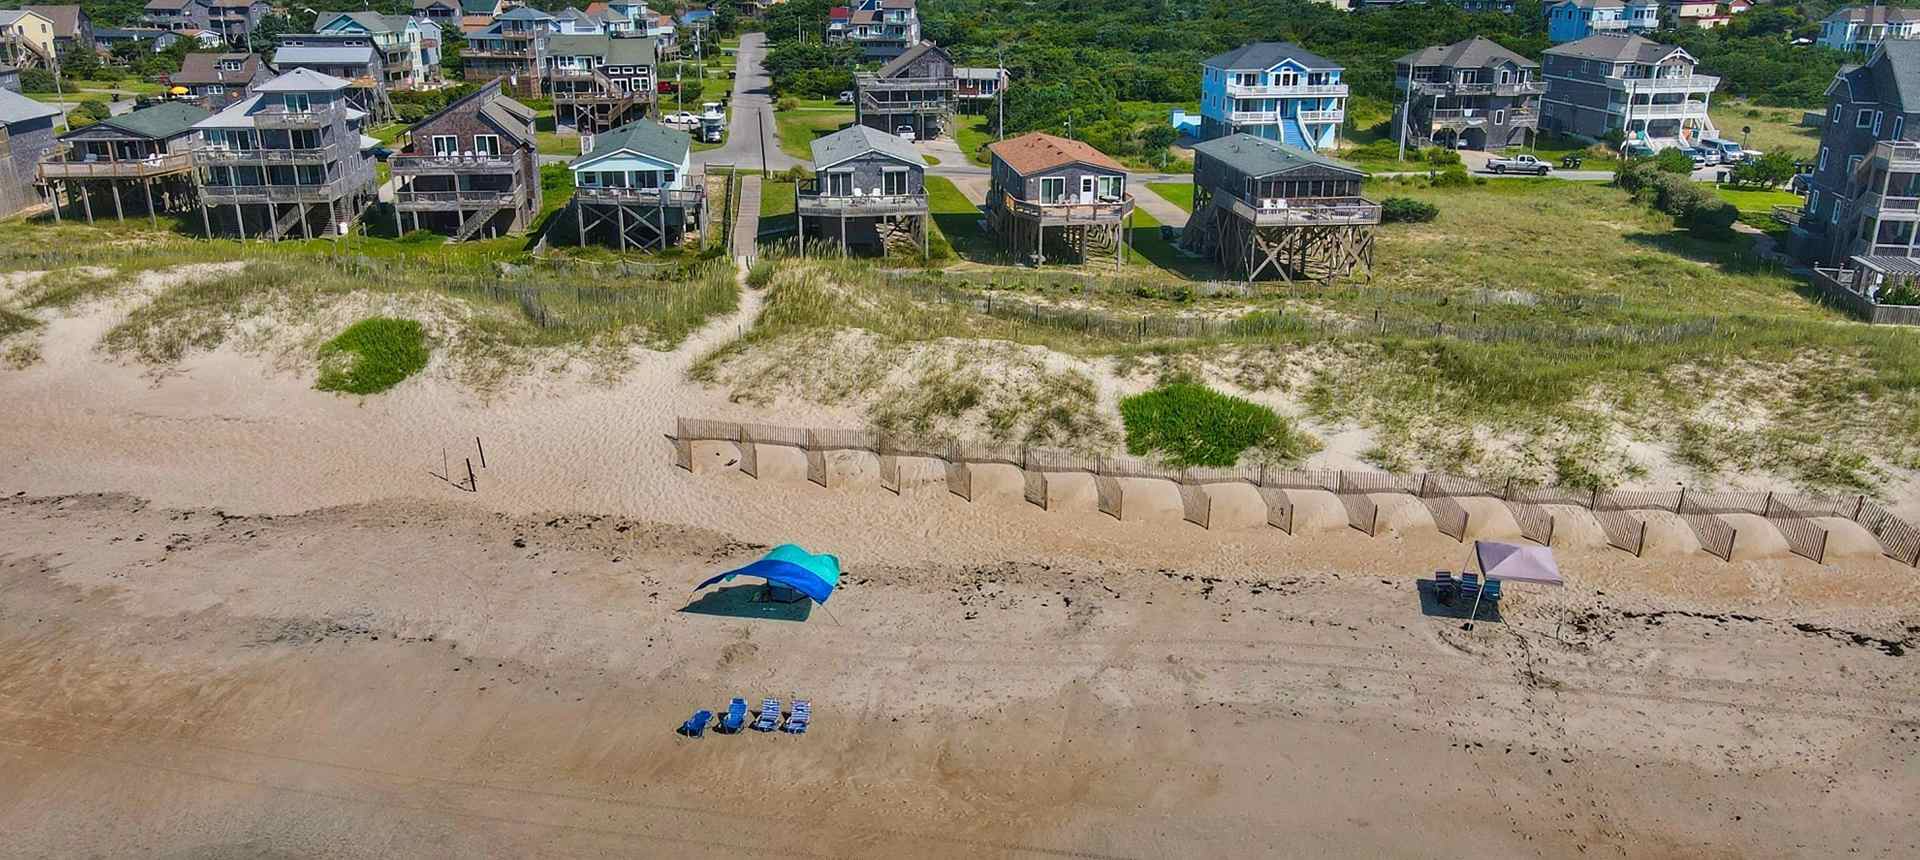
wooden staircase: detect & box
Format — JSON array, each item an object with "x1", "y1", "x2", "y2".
[
  {"x1": 268, "y1": 203, "x2": 308, "y2": 240},
  {"x1": 453, "y1": 207, "x2": 500, "y2": 242}
]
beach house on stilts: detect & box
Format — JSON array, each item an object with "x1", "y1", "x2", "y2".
[
  {"x1": 797, "y1": 124, "x2": 927, "y2": 256},
  {"x1": 985, "y1": 131, "x2": 1134, "y2": 266},
  {"x1": 1178, "y1": 133, "x2": 1379, "y2": 283},
  {"x1": 566, "y1": 117, "x2": 705, "y2": 250}
]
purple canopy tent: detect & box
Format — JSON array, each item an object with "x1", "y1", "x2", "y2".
[{"x1": 1462, "y1": 540, "x2": 1563, "y2": 627}]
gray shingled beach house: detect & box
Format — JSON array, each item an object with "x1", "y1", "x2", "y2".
[
  {"x1": 39, "y1": 101, "x2": 209, "y2": 226},
  {"x1": 1394, "y1": 36, "x2": 1543, "y2": 151},
  {"x1": 389, "y1": 80, "x2": 542, "y2": 241},
  {"x1": 985, "y1": 131, "x2": 1135, "y2": 266},
  {"x1": 854, "y1": 42, "x2": 955, "y2": 142},
  {"x1": 796, "y1": 124, "x2": 927, "y2": 255},
  {"x1": 189, "y1": 68, "x2": 381, "y2": 240},
  {"x1": 1178, "y1": 133, "x2": 1379, "y2": 284}
]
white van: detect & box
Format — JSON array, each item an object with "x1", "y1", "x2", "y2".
[{"x1": 1701, "y1": 138, "x2": 1746, "y2": 164}]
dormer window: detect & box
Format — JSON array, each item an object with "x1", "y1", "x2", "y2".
[{"x1": 283, "y1": 93, "x2": 311, "y2": 113}]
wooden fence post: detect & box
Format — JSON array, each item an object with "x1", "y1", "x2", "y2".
[{"x1": 1675, "y1": 485, "x2": 1687, "y2": 514}]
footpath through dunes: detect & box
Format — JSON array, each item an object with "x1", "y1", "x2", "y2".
[{"x1": 0, "y1": 492, "x2": 1915, "y2": 857}]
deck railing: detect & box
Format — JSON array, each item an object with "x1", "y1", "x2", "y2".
[
  {"x1": 196, "y1": 143, "x2": 341, "y2": 164},
  {"x1": 394, "y1": 189, "x2": 522, "y2": 207},
  {"x1": 39, "y1": 151, "x2": 194, "y2": 179},
  {"x1": 1219, "y1": 194, "x2": 1381, "y2": 226},
  {"x1": 389, "y1": 153, "x2": 518, "y2": 173},
  {"x1": 796, "y1": 185, "x2": 927, "y2": 214},
  {"x1": 1002, "y1": 192, "x2": 1133, "y2": 223},
  {"x1": 573, "y1": 186, "x2": 706, "y2": 207}
]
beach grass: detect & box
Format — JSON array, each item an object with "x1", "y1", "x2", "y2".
[
  {"x1": 1120, "y1": 380, "x2": 1304, "y2": 467},
  {"x1": 315, "y1": 317, "x2": 432, "y2": 395}
]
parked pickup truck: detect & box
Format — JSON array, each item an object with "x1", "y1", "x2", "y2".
[{"x1": 1485, "y1": 153, "x2": 1552, "y2": 175}]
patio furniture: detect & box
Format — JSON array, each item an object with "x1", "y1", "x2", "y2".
[
  {"x1": 721, "y1": 697, "x2": 747, "y2": 733},
  {"x1": 752, "y1": 698, "x2": 781, "y2": 732},
  {"x1": 781, "y1": 699, "x2": 810, "y2": 735},
  {"x1": 1434, "y1": 570, "x2": 1456, "y2": 605},
  {"x1": 681, "y1": 709, "x2": 713, "y2": 738}
]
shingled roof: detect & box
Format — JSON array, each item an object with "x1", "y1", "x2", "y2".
[
  {"x1": 1191, "y1": 133, "x2": 1362, "y2": 179},
  {"x1": 988, "y1": 132, "x2": 1125, "y2": 176},
  {"x1": 1202, "y1": 42, "x2": 1341, "y2": 72},
  {"x1": 95, "y1": 101, "x2": 211, "y2": 139},
  {"x1": 574, "y1": 117, "x2": 689, "y2": 166},
  {"x1": 1544, "y1": 33, "x2": 1689, "y2": 65},
  {"x1": 1396, "y1": 37, "x2": 1537, "y2": 71},
  {"x1": 811, "y1": 124, "x2": 921, "y2": 170}
]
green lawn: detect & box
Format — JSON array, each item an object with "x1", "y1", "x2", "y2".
[
  {"x1": 1714, "y1": 186, "x2": 1802, "y2": 235},
  {"x1": 1710, "y1": 97, "x2": 1821, "y2": 160},
  {"x1": 537, "y1": 131, "x2": 582, "y2": 156},
  {"x1": 369, "y1": 123, "x2": 408, "y2": 145},
  {"x1": 953, "y1": 114, "x2": 994, "y2": 166},
  {"x1": 774, "y1": 108, "x2": 853, "y2": 160},
  {"x1": 1147, "y1": 183, "x2": 1194, "y2": 214},
  {"x1": 925, "y1": 176, "x2": 990, "y2": 259}
]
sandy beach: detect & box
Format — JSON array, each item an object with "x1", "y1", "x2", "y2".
[{"x1": 2, "y1": 286, "x2": 1918, "y2": 857}]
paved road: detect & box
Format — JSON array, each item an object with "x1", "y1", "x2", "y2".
[{"x1": 692, "y1": 32, "x2": 798, "y2": 173}]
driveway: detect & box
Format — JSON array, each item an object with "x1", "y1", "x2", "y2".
[{"x1": 691, "y1": 32, "x2": 798, "y2": 173}]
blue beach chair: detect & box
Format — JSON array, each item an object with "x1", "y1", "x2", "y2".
[
  {"x1": 752, "y1": 698, "x2": 781, "y2": 732},
  {"x1": 781, "y1": 699, "x2": 810, "y2": 735},
  {"x1": 1482, "y1": 579, "x2": 1503, "y2": 604},
  {"x1": 681, "y1": 709, "x2": 713, "y2": 738},
  {"x1": 721, "y1": 697, "x2": 747, "y2": 733},
  {"x1": 1459, "y1": 572, "x2": 1482, "y2": 600},
  {"x1": 1434, "y1": 571, "x2": 1456, "y2": 605}
]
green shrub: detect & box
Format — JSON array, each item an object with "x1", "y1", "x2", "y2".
[
  {"x1": 1381, "y1": 197, "x2": 1439, "y2": 224},
  {"x1": 776, "y1": 164, "x2": 813, "y2": 182},
  {"x1": 314, "y1": 318, "x2": 431, "y2": 395},
  {"x1": 19, "y1": 68, "x2": 54, "y2": 92},
  {"x1": 1429, "y1": 164, "x2": 1473, "y2": 188},
  {"x1": 1119, "y1": 380, "x2": 1303, "y2": 468},
  {"x1": 1654, "y1": 148, "x2": 1695, "y2": 174},
  {"x1": 1424, "y1": 146, "x2": 1462, "y2": 165},
  {"x1": 776, "y1": 96, "x2": 798, "y2": 112}
]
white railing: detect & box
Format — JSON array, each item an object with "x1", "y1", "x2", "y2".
[
  {"x1": 1606, "y1": 73, "x2": 1721, "y2": 92},
  {"x1": 1297, "y1": 109, "x2": 1344, "y2": 124},
  {"x1": 1229, "y1": 110, "x2": 1279, "y2": 124},
  {"x1": 1619, "y1": 102, "x2": 1710, "y2": 119},
  {"x1": 1225, "y1": 82, "x2": 1349, "y2": 98}
]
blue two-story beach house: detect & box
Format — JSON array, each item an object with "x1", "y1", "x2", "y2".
[
  {"x1": 1198, "y1": 42, "x2": 1347, "y2": 151},
  {"x1": 1544, "y1": 0, "x2": 1660, "y2": 44}
]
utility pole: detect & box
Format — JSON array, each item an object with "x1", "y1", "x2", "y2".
[
  {"x1": 1396, "y1": 73, "x2": 1413, "y2": 162},
  {"x1": 996, "y1": 46, "x2": 1005, "y2": 141}
]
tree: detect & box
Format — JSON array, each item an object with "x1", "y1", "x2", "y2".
[
  {"x1": 58, "y1": 45, "x2": 101, "y2": 81},
  {"x1": 1729, "y1": 150, "x2": 1798, "y2": 190},
  {"x1": 1654, "y1": 147, "x2": 1696, "y2": 175}
]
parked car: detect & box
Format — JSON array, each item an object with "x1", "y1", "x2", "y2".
[
  {"x1": 1621, "y1": 142, "x2": 1656, "y2": 159},
  {"x1": 1680, "y1": 147, "x2": 1709, "y2": 169},
  {"x1": 836, "y1": 90, "x2": 854, "y2": 104},
  {"x1": 1701, "y1": 137, "x2": 1746, "y2": 164},
  {"x1": 1486, "y1": 153, "x2": 1551, "y2": 175},
  {"x1": 664, "y1": 111, "x2": 698, "y2": 126},
  {"x1": 368, "y1": 144, "x2": 393, "y2": 162},
  {"x1": 896, "y1": 124, "x2": 916, "y2": 142}
]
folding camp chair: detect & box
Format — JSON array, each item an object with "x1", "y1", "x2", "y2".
[
  {"x1": 781, "y1": 699, "x2": 810, "y2": 735},
  {"x1": 1482, "y1": 579, "x2": 1503, "y2": 604},
  {"x1": 1459, "y1": 572, "x2": 1481, "y2": 601},
  {"x1": 752, "y1": 698, "x2": 781, "y2": 732},
  {"x1": 721, "y1": 697, "x2": 747, "y2": 733},
  {"x1": 1434, "y1": 571, "x2": 1456, "y2": 605},
  {"x1": 681, "y1": 709, "x2": 713, "y2": 738}
]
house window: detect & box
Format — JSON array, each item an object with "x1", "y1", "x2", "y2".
[
  {"x1": 432, "y1": 134, "x2": 458, "y2": 156},
  {"x1": 882, "y1": 169, "x2": 909, "y2": 195},
  {"x1": 1096, "y1": 175, "x2": 1123, "y2": 200},
  {"x1": 1875, "y1": 111, "x2": 1885, "y2": 135},
  {"x1": 1897, "y1": 115, "x2": 1907, "y2": 139},
  {"x1": 290, "y1": 129, "x2": 320, "y2": 150},
  {"x1": 1819, "y1": 146, "x2": 1829, "y2": 171},
  {"x1": 1832, "y1": 201, "x2": 1843, "y2": 224},
  {"x1": 473, "y1": 135, "x2": 500, "y2": 156},
  {"x1": 1039, "y1": 176, "x2": 1066, "y2": 203},
  {"x1": 827, "y1": 171, "x2": 851, "y2": 196},
  {"x1": 283, "y1": 93, "x2": 311, "y2": 113},
  {"x1": 1495, "y1": 109, "x2": 1506, "y2": 125},
  {"x1": 1858, "y1": 109, "x2": 1876, "y2": 129},
  {"x1": 1848, "y1": 154, "x2": 1864, "y2": 174},
  {"x1": 1808, "y1": 190, "x2": 1820, "y2": 215}
]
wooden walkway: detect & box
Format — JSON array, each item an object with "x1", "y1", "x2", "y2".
[{"x1": 730, "y1": 176, "x2": 761, "y2": 257}]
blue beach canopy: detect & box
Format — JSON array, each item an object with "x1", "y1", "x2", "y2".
[{"x1": 695, "y1": 544, "x2": 842, "y2": 604}]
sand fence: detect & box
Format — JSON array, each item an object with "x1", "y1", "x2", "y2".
[{"x1": 671, "y1": 418, "x2": 1920, "y2": 567}]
